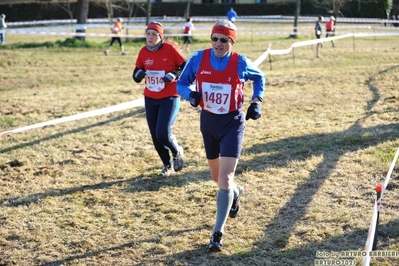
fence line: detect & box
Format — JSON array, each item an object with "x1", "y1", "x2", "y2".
[
  {"x1": 4, "y1": 26, "x2": 399, "y2": 39},
  {"x1": 6, "y1": 16, "x2": 399, "y2": 27}
]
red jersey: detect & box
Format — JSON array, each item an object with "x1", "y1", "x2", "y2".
[
  {"x1": 326, "y1": 20, "x2": 334, "y2": 31},
  {"x1": 112, "y1": 21, "x2": 122, "y2": 34},
  {"x1": 196, "y1": 49, "x2": 244, "y2": 114},
  {"x1": 135, "y1": 42, "x2": 186, "y2": 99}
]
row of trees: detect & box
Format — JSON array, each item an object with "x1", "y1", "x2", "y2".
[
  {"x1": 73, "y1": 0, "x2": 155, "y2": 41},
  {"x1": 67, "y1": 0, "x2": 395, "y2": 40}
]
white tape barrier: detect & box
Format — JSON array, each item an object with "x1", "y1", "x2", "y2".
[
  {"x1": 6, "y1": 22, "x2": 399, "y2": 39},
  {"x1": 0, "y1": 39, "x2": 271, "y2": 137},
  {"x1": 0, "y1": 98, "x2": 144, "y2": 136},
  {"x1": 361, "y1": 147, "x2": 399, "y2": 266},
  {"x1": 9, "y1": 24, "x2": 399, "y2": 33},
  {"x1": 6, "y1": 16, "x2": 399, "y2": 27},
  {"x1": 253, "y1": 43, "x2": 271, "y2": 67},
  {"x1": 5, "y1": 28, "x2": 399, "y2": 39}
]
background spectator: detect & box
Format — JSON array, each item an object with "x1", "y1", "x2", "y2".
[
  {"x1": 0, "y1": 14, "x2": 7, "y2": 45},
  {"x1": 181, "y1": 17, "x2": 195, "y2": 52},
  {"x1": 326, "y1": 16, "x2": 336, "y2": 48},
  {"x1": 315, "y1": 16, "x2": 323, "y2": 58},
  {"x1": 226, "y1": 7, "x2": 237, "y2": 23},
  {"x1": 104, "y1": 17, "x2": 126, "y2": 56}
]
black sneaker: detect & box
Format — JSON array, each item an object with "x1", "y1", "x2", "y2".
[
  {"x1": 173, "y1": 146, "x2": 184, "y2": 172},
  {"x1": 229, "y1": 186, "x2": 244, "y2": 218},
  {"x1": 159, "y1": 165, "x2": 173, "y2": 177},
  {"x1": 209, "y1": 231, "x2": 223, "y2": 252}
]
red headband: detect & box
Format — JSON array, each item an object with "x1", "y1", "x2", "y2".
[
  {"x1": 211, "y1": 25, "x2": 237, "y2": 43},
  {"x1": 146, "y1": 23, "x2": 164, "y2": 38}
]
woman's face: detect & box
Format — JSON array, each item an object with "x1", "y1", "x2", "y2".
[
  {"x1": 210, "y1": 33, "x2": 233, "y2": 58},
  {"x1": 146, "y1": 29, "x2": 161, "y2": 47}
]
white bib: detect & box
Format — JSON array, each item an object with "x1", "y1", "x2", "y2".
[
  {"x1": 202, "y1": 82, "x2": 232, "y2": 114},
  {"x1": 146, "y1": 70, "x2": 165, "y2": 92}
]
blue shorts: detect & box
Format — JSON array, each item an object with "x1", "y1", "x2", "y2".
[{"x1": 200, "y1": 109, "x2": 245, "y2": 160}]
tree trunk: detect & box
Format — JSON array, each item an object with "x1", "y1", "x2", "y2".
[
  {"x1": 75, "y1": 0, "x2": 89, "y2": 41},
  {"x1": 290, "y1": 0, "x2": 300, "y2": 38},
  {"x1": 146, "y1": 0, "x2": 152, "y2": 25},
  {"x1": 185, "y1": 0, "x2": 191, "y2": 18}
]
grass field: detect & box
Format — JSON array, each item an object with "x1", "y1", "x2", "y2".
[{"x1": 1, "y1": 21, "x2": 399, "y2": 266}]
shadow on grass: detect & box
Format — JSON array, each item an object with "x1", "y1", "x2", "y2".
[
  {"x1": 40, "y1": 227, "x2": 211, "y2": 266},
  {"x1": 2, "y1": 65, "x2": 399, "y2": 264},
  {"x1": 242, "y1": 121, "x2": 399, "y2": 245},
  {"x1": 11, "y1": 119, "x2": 397, "y2": 264},
  {"x1": 38, "y1": 219, "x2": 399, "y2": 266},
  {"x1": 0, "y1": 165, "x2": 209, "y2": 208},
  {"x1": 239, "y1": 65, "x2": 399, "y2": 264}
]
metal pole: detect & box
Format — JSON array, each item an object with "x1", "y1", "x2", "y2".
[
  {"x1": 293, "y1": 47, "x2": 295, "y2": 66},
  {"x1": 372, "y1": 184, "x2": 382, "y2": 250},
  {"x1": 269, "y1": 55, "x2": 272, "y2": 70}
]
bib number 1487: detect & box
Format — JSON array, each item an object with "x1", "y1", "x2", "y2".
[{"x1": 204, "y1": 91, "x2": 229, "y2": 104}]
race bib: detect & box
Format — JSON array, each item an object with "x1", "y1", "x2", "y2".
[
  {"x1": 202, "y1": 82, "x2": 232, "y2": 114},
  {"x1": 146, "y1": 70, "x2": 165, "y2": 92}
]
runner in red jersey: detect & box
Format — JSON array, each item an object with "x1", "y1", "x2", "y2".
[
  {"x1": 326, "y1": 16, "x2": 336, "y2": 48},
  {"x1": 181, "y1": 17, "x2": 195, "y2": 52},
  {"x1": 177, "y1": 20, "x2": 266, "y2": 252},
  {"x1": 104, "y1": 17, "x2": 126, "y2": 56},
  {"x1": 132, "y1": 22, "x2": 187, "y2": 176}
]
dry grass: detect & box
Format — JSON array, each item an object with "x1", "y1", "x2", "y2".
[{"x1": 1, "y1": 21, "x2": 399, "y2": 266}]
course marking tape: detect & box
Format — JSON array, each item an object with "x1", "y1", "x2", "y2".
[
  {"x1": 0, "y1": 98, "x2": 144, "y2": 136},
  {"x1": 361, "y1": 147, "x2": 399, "y2": 266}
]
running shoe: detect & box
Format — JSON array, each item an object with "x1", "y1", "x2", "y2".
[
  {"x1": 160, "y1": 165, "x2": 173, "y2": 177},
  {"x1": 209, "y1": 231, "x2": 223, "y2": 252},
  {"x1": 173, "y1": 146, "x2": 184, "y2": 172},
  {"x1": 229, "y1": 186, "x2": 245, "y2": 218}
]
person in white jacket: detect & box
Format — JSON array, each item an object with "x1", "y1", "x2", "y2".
[
  {"x1": 0, "y1": 14, "x2": 7, "y2": 45},
  {"x1": 181, "y1": 17, "x2": 195, "y2": 52}
]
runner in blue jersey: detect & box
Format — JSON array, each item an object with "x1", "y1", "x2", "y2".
[{"x1": 176, "y1": 20, "x2": 266, "y2": 253}]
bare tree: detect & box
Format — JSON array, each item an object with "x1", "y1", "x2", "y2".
[
  {"x1": 184, "y1": 0, "x2": 191, "y2": 18},
  {"x1": 146, "y1": 0, "x2": 152, "y2": 25},
  {"x1": 75, "y1": 0, "x2": 89, "y2": 41},
  {"x1": 383, "y1": 0, "x2": 393, "y2": 20},
  {"x1": 291, "y1": 0, "x2": 301, "y2": 38},
  {"x1": 124, "y1": 0, "x2": 138, "y2": 39},
  {"x1": 330, "y1": 0, "x2": 344, "y2": 18},
  {"x1": 56, "y1": 0, "x2": 76, "y2": 21},
  {"x1": 55, "y1": 0, "x2": 76, "y2": 30},
  {"x1": 306, "y1": 0, "x2": 345, "y2": 18}
]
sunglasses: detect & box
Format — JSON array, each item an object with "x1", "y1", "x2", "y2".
[{"x1": 210, "y1": 36, "x2": 230, "y2": 43}]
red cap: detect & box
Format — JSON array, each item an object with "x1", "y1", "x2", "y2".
[{"x1": 376, "y1": 184, "x2": 382, "y2": 193}]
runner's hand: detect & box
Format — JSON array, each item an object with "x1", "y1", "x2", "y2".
[
  {"x1": 189, "y1": 91, "x2": 201, "y2": 107},
  {"x1": 246, "y1": 102, "x2": 261, "y2": 120},
  {"x1": 133, "y1": 69, "x2": 146, "y2": 82},
  {"x1": 163, "y1": 72, "x2": 176, "y2": 83}
]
